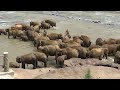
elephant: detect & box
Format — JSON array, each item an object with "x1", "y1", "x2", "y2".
[
  {"x1": 34, "y1": 36, "x2": 50, "y2": 47},
  {"x1": 15, "y1": 23, "x2": 29, "y2": 30},
  {"x1": 44, "y1": 19, "x2": 56, "y2": 27},
  {"x1": 36, "y1": 40, "x2": 59, "y2": 49},
  {"x1": 19, "y1": 34, "x2": 29, "y2": 41},
  {"x1": 16, "y1": 53, "x2": 37, "y2": 69},
  {"x1": 102, "y1": 44, "x2": 120, "y2": 56},
  {"x1": 9, "y1": 62, "x2": 20, "y2": 68},
  {"x1": 103, "y1": 38, "x2": 116, "y2": 44},
  {"x1": 59, "y1": 41, "x2": 80, "y2": 48},
  {"x1": 5, "y1": 29, "x2": 13, "y2": 39},
  {"x1": 114, "y1": 51, "x2": 120, "y2": 64},
  {"x1": 15, "y1": 24, "x2": 23, "y2": 30},
  {"x1": 89, "y1": 44, "x2": 101, "y2": 50},
  {"x1": 56, "y1": 55, "x2": 67, "y2": 68},
  {"x1": 73, "y1": 36, "x2": 84, "y2": 46},
  {"x1": 62, "y1": 36, "x2": 71, "y2": 43},
  {"x1": 116, "y1": 39, "x2": 120, "y2": 44},
  {"x1": 40, "y1": 22, "x2": 50, "y2": 29},
  {"x1": 79, "y1": 35, "x2": 91, "y2": 47},
  {"x1": 47, "y1": 33, "x2": 63, "y2": 40},
  {"x1": 33, "y1": 25, "x2": 41, "y2": 33},
  {"x1": 96, "y1": 38, "x2": 104, "y2": 46},
  {"x1": 33, "y1": 52, "x2": 48, "y2": 67},
  {"x1": 64, "y1": 47, "x2": 79, "y2": 59},
  {"x1": 24, "y1": 26, "x2": 34, "y2": 31},
  {"x1": 71, "y1": 46, "x2": 89, "y2": 59},
  {"x1": 12, "y1": 29, "x2": 25, "y2": 39},
  {"x1": 0, "y1": 29, "x2": 7, "y2": 35},
  {"x1": 11, "y1": 26, "x2": 16, "y2": 30},
  {"x1": 56, "y1": 47, "x2": 79, "y2": 59},
  {"x1": 26, "y1": 30, "x2": 36, "y2": 41},
  {"x1": 30, "y1": 21, "x2": 39, "y2": 27},
  {"x1": 88, "y1": 48, "x2": 108, "y2": 60},
  {"x1": 38, "y1": 45, "x2": 60, "y2": 57}
]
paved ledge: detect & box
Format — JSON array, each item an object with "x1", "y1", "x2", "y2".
[{"x1": 0, "y1": 69, "x2": 14, "y2": 79}]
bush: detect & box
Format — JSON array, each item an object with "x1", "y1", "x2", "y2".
[{"x1": 85, "y1": 69, "x2": 92, "y2": 79}]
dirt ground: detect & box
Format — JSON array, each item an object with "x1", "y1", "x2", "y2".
[
  {"x1": 12, "y1": 65, "x2": 120, "y2": 79},
  {"x1": 12, "y1": 58, "x2": 120, "y2": 79},
  {"x1": 12, "y1": 67, "x2": 56, "y2": 79}
]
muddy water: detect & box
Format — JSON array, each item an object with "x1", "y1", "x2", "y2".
[{"x1": 0, "y1": 11, "x2": 120, "y2": 68}]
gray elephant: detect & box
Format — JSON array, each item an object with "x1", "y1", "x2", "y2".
[
  {"x1": 96, "y1": 38, "x2": 104, "y2": 46},
  {"x1": 88, "y1": 48, "x2": 108, "y2": 60},
  {"x1": 5, "y1": 29, "x2": 13, "y2": 39},
  {"x1": 114, "y1": 51, "x2": 120, "y2": 64},
  {"x1": 16, "y1": 53, "x2": 37, "y2": 69},
  {"x1": 19, "y1": 34, "x2": 29, "y2": 41},
  {"x1": 30, "y1": 21, "x2": 39, "y2": 27},
  {"x1": 44, "y1": 19, "x2": 56, "y2": 27},
  {"x1": 9, "y1": 62, "x2": 20, "y2": 68},
  {"x1": 36, "y1": 40, "x2": 59, "y2": 49},
  {"x1": 33, "y1": 52, "x2": 48, "y2": 67},
  {"x1": 33, "y1": 36, "x2": 50, "y2": 47},
  {"x1": 56, "y1": 47, "x2": 79, "y2": 59},
  {"x1": 0, "y1": 29, "x2": 7, "y2": 35},
  {"x1": 47, "y1": 33, "x2": 63, "y2": 40},
  {"x1": 40, "y1": 22, "x2": 51, "y2": 29},
  {"x1": 38, "y1": 45, "x2": 60, "y2": 58},
  {"x1": 79, "y1": 35, "x2": 91, "y2": 47},
  {"x1": 56, "y1": 55, "x2": 67, "y2": 68}
]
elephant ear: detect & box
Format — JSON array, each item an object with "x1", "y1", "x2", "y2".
[{"x1": 64, "y1": 55, "x2": 67, "y2": 60}]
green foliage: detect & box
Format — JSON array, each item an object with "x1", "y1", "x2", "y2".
[{"x1": 85, "y1": 69, "x2": 91, "y2": 79}]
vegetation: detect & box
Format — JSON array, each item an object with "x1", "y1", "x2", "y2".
[{"x1": 85, "y1": 69, "x2": 92, "y2": 79}]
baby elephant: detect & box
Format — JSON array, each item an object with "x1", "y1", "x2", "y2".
[
  {"x1": 56, "y1": 55, "x2": 67, "y2": 68},
  {"x1": 9, "y1": 62, "x2": 20, "y2": 68},
  {"x1": 0, "y1": 29, "x2": 7, "y2": 35},
  {"x1": 114, "y1": 51, "x2": 120, "y2": 64}
]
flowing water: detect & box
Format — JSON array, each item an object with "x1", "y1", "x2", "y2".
[{"x1": 0, "y1": 11, "x2": 120, "y2": 68}]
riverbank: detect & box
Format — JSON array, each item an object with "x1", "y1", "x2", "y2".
[{"x1": 12, "y1": 58, "x2": 120, "y2": 79}]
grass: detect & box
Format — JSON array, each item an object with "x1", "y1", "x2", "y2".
[{"x1": 85, "y1": 69, "x2": 92, "y2": 79}]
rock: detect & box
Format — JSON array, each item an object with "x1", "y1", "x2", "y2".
[
  {"x1": 64, "y1": 58, "x2": 120, "y2": 70},
  {"x1": 92, "y1": 20, "x2": 101, "y2": 23},
  {"x1": 34, "y1": 65, "x2": 120, "y2": 79}
]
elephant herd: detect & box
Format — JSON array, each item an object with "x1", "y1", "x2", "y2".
[{"x1": 1, "y1": 19, "x2": 120, "y2": 69}]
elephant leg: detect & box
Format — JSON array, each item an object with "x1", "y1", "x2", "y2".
[
  {"x1": 36, "y1": 61, "x2": 38, "y2": 68},
  {"x1": 22, "y1": 62, "x2": 25, "y2": 69},
  {"x1": 13, "y1": 35, "x2": 16, "y2": 39},
  {"x1": 44, "y1": 62, "x2": 47, "y2": 67},
  {"x1": 56, "y1": 59, "x2": 58, "y2": 64},
  {"x1": 99, "y1": 54, "x2": 103, "y2": 60},
  {"x1": 4, "y1": 32, "x2": 6, "y2": 35},
  {"x1": 55, "y1": 56, "x2": 58, "y2": 64},
  {"x1": 113, "y1": 50, "x2": 117, "y2": 56},
  {"x1": 33, "y1": 63, "x2": 36, "y2": 69},
  {"x1": 105, "y1": 53, "x2": 108, "y2": 59},
  {"x1": 0, "y1": 33, "x2": 1, "y2": 35},
  {"x1": 59, "y1": 61, "x2": 64, "y2": 68},
  {"x1": 34, "y1": 41, "x2": 36, "y2": 47}
]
